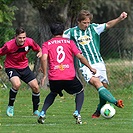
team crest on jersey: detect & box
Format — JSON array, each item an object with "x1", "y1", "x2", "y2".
[
  {"x1": 25, "y1": 46, "x2": 29, "y2": 51},
  {"x1": 78, "y1": 35, "x2": 91, "y2": 45}
]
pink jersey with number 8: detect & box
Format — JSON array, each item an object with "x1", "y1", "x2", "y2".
[{"x1": 42, "y1": 37, "x2": 81, "y2": 80}]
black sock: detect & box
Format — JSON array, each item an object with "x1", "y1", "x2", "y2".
[
  {"x1": 42, "y1": 92, "x2": 57, "y2": 113},
  {"x1": 32, "y1": 92, "x2": 40, "y2": 112},
  {"x1": 8, "y1": 88, "x2": 18, "y2": 106},
  {"x1": 75, "y1": 91, "x2": 84, "y2": 114}
]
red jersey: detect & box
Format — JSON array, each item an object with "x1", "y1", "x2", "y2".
[
  {"x1": 42, "y1": 37, "x2": 81, "y2": 80},
  {"x1": 0, "y1": 37, "x2": 41, "y2": 69}
]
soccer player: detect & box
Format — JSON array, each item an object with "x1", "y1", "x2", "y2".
[
  {"x1": 37, "y1": 22, "x2": 96, "y2": 124},
  {"x1": 0, "y1": 27, "x2": 42, "y2": 117},
  {"x1": 63, "y1": 10, "x2": 127, "y2": 118}
]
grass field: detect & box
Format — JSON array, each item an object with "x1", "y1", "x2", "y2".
[{"x1": 0, "y1": 84, "x2": 132, "y2": 133}]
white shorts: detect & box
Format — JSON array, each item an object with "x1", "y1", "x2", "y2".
[{"x1": 79, "y1": 62, "x2": 109, "y2": 84}]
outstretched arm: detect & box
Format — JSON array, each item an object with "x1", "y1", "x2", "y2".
[
  {"x1": 76, "y1": 53, "x2": 96, "y2": 74},
  {"x1": 106, "y1": 12, "x2": 127, "y2": 29}
]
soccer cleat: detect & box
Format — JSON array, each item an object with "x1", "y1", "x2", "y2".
[
  {"x1": 73, "y1": 111, "x2": 82, "y2": 124},
  {"x1": 116, "y1": 100, "x2": 124, "y2": 108},
  {"x1": 92, "y1": 110, "x2": 100, "y2": 118},
  {"x1": 6, "y1": 106, "x2": 14, "y2": 117},
  {"x1": 38, "y1": 111, "x2": 46, "y2": 124},
  {"x1": 33, "y1": 110, "x2": 40, "y2": 116}
]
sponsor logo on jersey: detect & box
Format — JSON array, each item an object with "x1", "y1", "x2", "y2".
[
  {"x1": 78, "y1": 35, "x2": 91, "y2": 45},
  {"x1": 54, "y1": 64, "x2": 69, "y2": 71}
]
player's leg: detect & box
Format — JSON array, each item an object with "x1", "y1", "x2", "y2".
[
  {"x1": 28, "y1": 79, "x2": 40, "y2": 116},
  {"x1": 95, "y1": 82, "x2": 108, "y2": 116},
  {"x1": 22, "y1": 66, "x2": 40, "y2": 116},
  {"x1": 38, "y1": 80, "x2": 60, "y2": 124},
  {"x1": 80, "y1": 65, "x2": 124, "y2": 118},
  {"x1": 65, "y1": 77, "x2": 84, "y2": 124},
  {"x1": 5, "y1": 68, "x2": 21, "y2": 117},
  {"x1": 92, "y1": 97, "x2": 106, "y2": 118},
  {"x1": 98, "y1": 86, "x2": 124, "y2": 108},
  {"x1": 98, "y1": 65, "x2": 124, "y2": 107},
  {"x1": 38, "y1": 92, "x2": 57, "y2": 124},
  {"x1": 79, "y1": 66, "x2": 107, "y2": 118},
  {"x1": 90, "y1": 77, "x2": 124, "y2": 118},
  {"x1": 7, "y1": 77, "x2": 21, "y2": 117},
  {"x1": 73, "y1": 90, "x2": 84, "y2": 124},
  {"x1": 41, "y1": 92, "x2": 57, "y2": 112},
  {"x1": 75, "y1": 90, "x2": 84, "y2": 115},
  {"x1": 91, "y1": 69, "x2": 109, "y2": 118}
]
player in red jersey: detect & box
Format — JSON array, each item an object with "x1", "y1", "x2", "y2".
[
  {"x1": 0, "y1": 27, "x2": 42, "y2": 117},
  {"x1": 37, "y1": 22, "x2": 96, "y2": 124}
]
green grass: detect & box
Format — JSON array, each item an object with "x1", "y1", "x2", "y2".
[{"x1": 0, "y1": 85, "x2": 132, "y2": 133}]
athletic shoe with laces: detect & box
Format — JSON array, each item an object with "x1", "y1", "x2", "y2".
[
  {"x1": 33, "y1": 110, "x2": 40, "y2": 116},
  {"x1": 92, "y1": 110, "x2": 100, "y2": 118},
  {"x1": 116, "y1": 99, "x2": 124, "y2": 108},
  {"x1": 73, "y1": 110, "x2": 82, "y2": 124},
  {"x1": 38, "y1": 111, "x2": 46, "y2": 124},
  {"x1": 6, "y1": 106, "x2": 14, "y2": 117}
]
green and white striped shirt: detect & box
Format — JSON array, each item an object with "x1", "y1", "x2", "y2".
[{"x1": 63, "y1": 23, "x2": 106, "y2": 67}]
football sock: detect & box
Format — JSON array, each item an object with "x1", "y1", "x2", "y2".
[
  {"x1": 32, "y1": 92, "x2": 40, "y2": 112},
  {"x1": 41, "y1": 92, "x2": 57, "y2": 113},
  {"x1": 75, "y1": 91, "x2": 84, "y2": 114},
  {"x1": 97, "y1": 97, "x2": 107, "y2": 111},
  {"x1": 8, "y1": 88, "x2": 18, "y2": 106},
  {"x1": 98, "y1": 86, "x2": 117, "y2": 105}
]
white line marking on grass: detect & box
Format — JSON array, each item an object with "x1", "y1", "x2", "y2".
[
  {"x1": 2, "y1": 123, "x2": 57, "y2": 127},
  {"x1": 21, "y1": 116, "x2": 37, "y2": 118}
]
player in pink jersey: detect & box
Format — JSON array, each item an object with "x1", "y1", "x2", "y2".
[
  {"x1": 37, "y1": 22, "x2": 96, "y2": 124},
  {"x1": 0, "y1": 27, "x2": 42, "y2": 117}
]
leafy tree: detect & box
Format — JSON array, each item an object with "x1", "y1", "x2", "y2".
[
  {"x1": 28, "y1": 0, "x2": 131, "y2": 85},
  {"x1": 0, "y1": 0, "x2": 18, "y2": 64},
  {"x1": 0, "y1": 0, "x2": 18, "y2": 45}
]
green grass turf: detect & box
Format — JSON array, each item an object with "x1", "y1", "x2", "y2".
[{"x1": 0, "y1": 85, "x2": 132, "y2": 133}]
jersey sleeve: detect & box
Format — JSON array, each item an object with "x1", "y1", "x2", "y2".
[
  {"x1": 92, "y1": 23, "x2": 106, "y2": 35},
  {"x1": 0, "y1": 43, "x2": 9, "y2": 56},
  {"x1": 63, "y1": 28, "x2": 71, "y2": 39},
  {"x1": 42, "y1": 42, "x2": 48, "y2": 55},
  {"x1": 28, "y1": 38, "x2": 41, "y2": 51}
]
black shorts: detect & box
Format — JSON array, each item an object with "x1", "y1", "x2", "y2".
[
  {"x1": 49, "y1": 77, "x2": 83, "y2": 95},
  {"x1": 5, "y1": 66, "x2": 36, "y2": 84}
]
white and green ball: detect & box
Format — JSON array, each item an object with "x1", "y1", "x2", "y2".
[{"x1": 100, "y1": 104, "x2": 116, "y2": 118}]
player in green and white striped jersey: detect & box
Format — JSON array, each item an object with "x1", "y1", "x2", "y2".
[{"x1": 63, "y1": 10, "x2": 127, "y2": 118}]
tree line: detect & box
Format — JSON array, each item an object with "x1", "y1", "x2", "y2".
[{"x1": 0, "y1": 0, "x2": 132, "y2": 85}]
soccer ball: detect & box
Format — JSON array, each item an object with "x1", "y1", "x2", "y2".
[{"x1": 100, "y1": 104, "x2": 116, "y2": 119}]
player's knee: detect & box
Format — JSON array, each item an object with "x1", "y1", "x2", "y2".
[
  {"x1": 31, "y1": 84, "x2": 40, "y2": 93},
  {"x1": 13, "y1": 82, "x2": 21, "y2": 89},
  {"x1": 102, "y1": 83, "x2": 108, "y2": 88},
  {"x1": 29, "y1": 80, "x2": 39, "y2": 92},
  {"x1": 90, "y1": 77, "x2": 103, "y2": 88}
]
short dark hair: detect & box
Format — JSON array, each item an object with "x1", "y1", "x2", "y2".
[
  {"x1": 50, "y1": 22, "x2": 65, "y2": 36},
  {"x1": 77, "y1": 10, "x2": 93, "y2": 22},
  {"x1": 15, "y1": 27, "x2": 25, "y2": 36}
]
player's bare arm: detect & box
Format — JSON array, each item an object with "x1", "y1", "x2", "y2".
[
  {"x1": 76, "y1": 53, "x2": 96, "y2": 74},
  {"x1": 40, "y1": 54, "x2": 48, "y2": 86},
  {"x1": 106, "y1": 12, "x2": 127, "y2": 29},
  {"x1": 37, "y1": 49, "x2": 42, "y2": 58}
]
